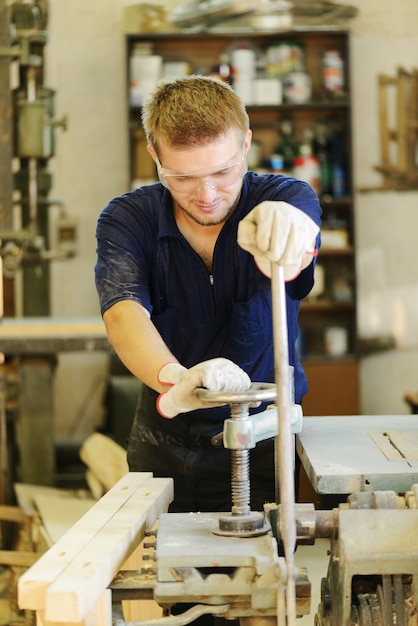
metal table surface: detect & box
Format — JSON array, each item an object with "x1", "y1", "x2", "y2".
[{"x1": 296, "y1": 415, "x2": 418, "y2": 495}]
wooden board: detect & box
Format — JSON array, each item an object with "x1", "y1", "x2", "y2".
[
  {"x1": 0, "y1": 317, "x2": 109, "y2": 353},
  {"x1": 18, "y1": 472, "x2": 173, "y2": 624},
  {"x1": 296, "y1": 415, "x2": 418, "y2": 495},
  {"x1": 33, "y1": 495, "x2": 96, "y2": 545},
  {"x1": 14, "y1": 483, "x2": 92, "y2": 517}
]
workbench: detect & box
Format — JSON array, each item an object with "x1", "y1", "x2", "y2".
[
  {"x1": 0, "y1": 317, "x2": 110, "y2": 488},
  {"x1": 0, "y1": 317, "x2": 109, "y2": 354},
  {"x1": 296, "y1": 414, "x2": 418, "y2": 495}
]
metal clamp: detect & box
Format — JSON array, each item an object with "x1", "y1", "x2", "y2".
[{"x1": 197, "y1": 382, "x2": 276, "y2": 537}]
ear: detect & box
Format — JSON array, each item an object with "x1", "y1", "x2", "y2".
[
  {"x1": 244, "y1": 129, "x2": 253, "y2": 154},
  {"x1": 147, "y1": 144, "x2": 158, "y2": 163}
]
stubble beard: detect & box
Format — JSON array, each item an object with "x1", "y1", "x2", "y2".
[{"x1": 174, "y1": 193, "x2": 241, "y2": 227}]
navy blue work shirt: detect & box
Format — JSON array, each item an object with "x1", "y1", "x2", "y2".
[{"x1": 95, "y1": 171, "x2": 321, "y2": 409}]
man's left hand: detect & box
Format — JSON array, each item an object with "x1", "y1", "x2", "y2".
[{"x1": 237, "y1": 201, "x2": 319, "y2": 280}]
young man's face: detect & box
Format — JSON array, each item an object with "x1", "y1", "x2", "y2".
[{"x1": 151, "y1": 129, "x2": 252, "y2": 228}]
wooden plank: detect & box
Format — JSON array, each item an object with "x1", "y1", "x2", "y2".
[
  {"x1": 14, "y1": 483, "x2": 91, "y2": 517},
  {"x1": 407, "y1": 71, "x2": 418, "y2": 179},
  {"x1": 18, "y1": 472, "x2": 153, "y2": 611},
  {"x1": 34, "y1": 495, "x2": 96, "y2": 546},
  {"x1": 35, "y1": 591, "x2": 111, "y2": 626},
  {"x1": 397, "y1": 72, "x2": 409, "y2": 172},
  {"x1": 0, "y1": 317, "x2": 106, "y2": 339},
  {"x1": 0, "y1": 504, "x2": 30, "y2": 523},
  {"x1": 44, "y1": 476, "x2": 173, "y2": 623},
  {"x1": 378, "y1": 74, "x2": 391, "y2": 171},
  {"x1": 92, "y1": 590, "x2": 112, "y2": 626},
  {"x1": 0, "y1": 549, "x2": 41, "y2": 567},
  {"x1": 0, "y1": 317, "x2": 109, "y2": 354}
]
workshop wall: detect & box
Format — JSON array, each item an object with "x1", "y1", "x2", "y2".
[
  {"x1": 46, "y1": 2, "x2": 131, "y2": 439},
  {"x1": 45, "y1": 0, "x2": 418, "y2": 438},
  {"x1": 345, "y1": 0, "x2": 418, "y2": 414}
]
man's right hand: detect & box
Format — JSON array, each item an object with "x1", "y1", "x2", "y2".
[{"x1": 157, "y1": 358, "x2": 251, "y2": 418}]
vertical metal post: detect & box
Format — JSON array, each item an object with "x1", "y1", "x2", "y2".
[
  {"x1": 0, "y1": 0, "x2": 14, "y2": 317},
  {"x1": 271, "y1": 263, "x2": 296, "y2": 626},
  {"x1": 0, "y1": 0, "x2": 13, "y2": 232}
]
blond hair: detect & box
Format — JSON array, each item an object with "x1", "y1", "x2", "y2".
[{"x1": 142, "y1": 75, "x2": 250, "y2": 154}]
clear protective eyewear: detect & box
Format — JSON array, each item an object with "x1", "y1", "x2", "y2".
[{"x1": 156, "y1": 152, "x2": 247, "y2": 194}]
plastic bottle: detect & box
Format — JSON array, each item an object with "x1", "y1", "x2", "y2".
[
  {"x1": 293, "y1": 144, "x2": 321, "y2": 195},
  {"x1": 330, "y1": 130, "x2": 347, "y2": 196},
  {"x1": 274, "y1": 119, "x2": 299, "y2": 173},
  {"x1": 312, "y1": 119, "x2": 332, "y2": 195},
  {"x1": 270, "y1": 154, "x2": 284, "y2": 173}
]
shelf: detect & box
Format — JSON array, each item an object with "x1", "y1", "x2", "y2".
[
  {"x1": 130, "y1": 100, "x2": 350, "y2": 114},
  {"x1": 301, "y1": 353, "x2": 357, "y2": 365},
  {"x1": 126, "y1": 27, "x2": 350, "y2": 35},
  {"x1": 250, "y1": 100, "x2": 350, "y2": 112},
  {"x1": 320, "y1": 194, "x2": 352, "y2": 207},
  {"x1": 126, "y1": 29, "x2": 358, "y2": 413},
  {"x1": 318, "y1": 246, "x2": 354, "y2": 256},
  {"x1": 300, "y1": 299, "x2": 355, "y2": 312}
]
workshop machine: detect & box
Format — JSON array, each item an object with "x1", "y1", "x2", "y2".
[
  {"x1": 110, "y1": 396, "x2": 418, "y2": 626},
  {"x1": 0, "y1": 0, "x2": 74, "y2": 318},
  {"x1": 0, "y1": 0, "x2": 78, "y2": 502},
  {"x1": 107, "y1": 267, "x2": 418, "y2": 626}
]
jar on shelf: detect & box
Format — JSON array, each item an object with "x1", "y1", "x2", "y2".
[
  {"x1": 322, "y1": 49, "x2": 345, "y2": 97},
  {"x1": 265, "y1": 42, "x2": 305, "y2": 77},
  {"x1": 324, "y1": 326, "x2": 348, "y2": 357},
  {"x1": 129, "y1": 43, "x2": 162, "y2": 106},
  {"x1": 282, "y1": 71, "x2": 312, "y2": 104},
  {"x1": 231, "y1": 46, "x2": 257, "y2": 105}
]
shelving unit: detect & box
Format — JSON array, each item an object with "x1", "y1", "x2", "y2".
[{"x1": 126, "y1": 28, "x2": 359, "y2": 414}]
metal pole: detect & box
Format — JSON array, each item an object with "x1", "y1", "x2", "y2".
[
  {"x1": 271, "y1": 262, "x2": 296, "y2": 626},
  {"x1": 0, "y1": 0, "x2": 13, "y2": 232}
]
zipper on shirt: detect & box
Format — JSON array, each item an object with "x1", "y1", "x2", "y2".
[{"x1": 209, "y1": 274, "x2": 214, "y2": 286}]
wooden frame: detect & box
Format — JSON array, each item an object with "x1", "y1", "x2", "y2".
[{"x1": 362, "y1": 67, "x2": 418, "y2": 192}]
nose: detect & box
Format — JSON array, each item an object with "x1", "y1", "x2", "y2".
[
  {"x1": 195, "y1": 179, "x2": 217, "y2": 193},
  {"x1": 195, "y1": 180, "x2": 218, "y2": 201}
]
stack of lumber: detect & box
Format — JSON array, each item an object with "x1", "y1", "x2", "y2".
[{"x1": 17, "y1": 473, "x2": 173, "y2": 626}]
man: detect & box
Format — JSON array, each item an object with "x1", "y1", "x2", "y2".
[{"x1": 95, "y1": 75, "x2": 321, "y2": 514}]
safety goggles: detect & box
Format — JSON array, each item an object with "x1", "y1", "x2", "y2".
[{"x1": 156, "y1": 152, "x2": 247, "y2": 194}]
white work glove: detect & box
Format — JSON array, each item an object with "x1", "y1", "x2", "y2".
[
  {"x1": 157, "y1": 358, "x2": 251, "y2": 419},
  {"x1": 237, "y1": 201, "x2": 319, "y2": 280}
]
